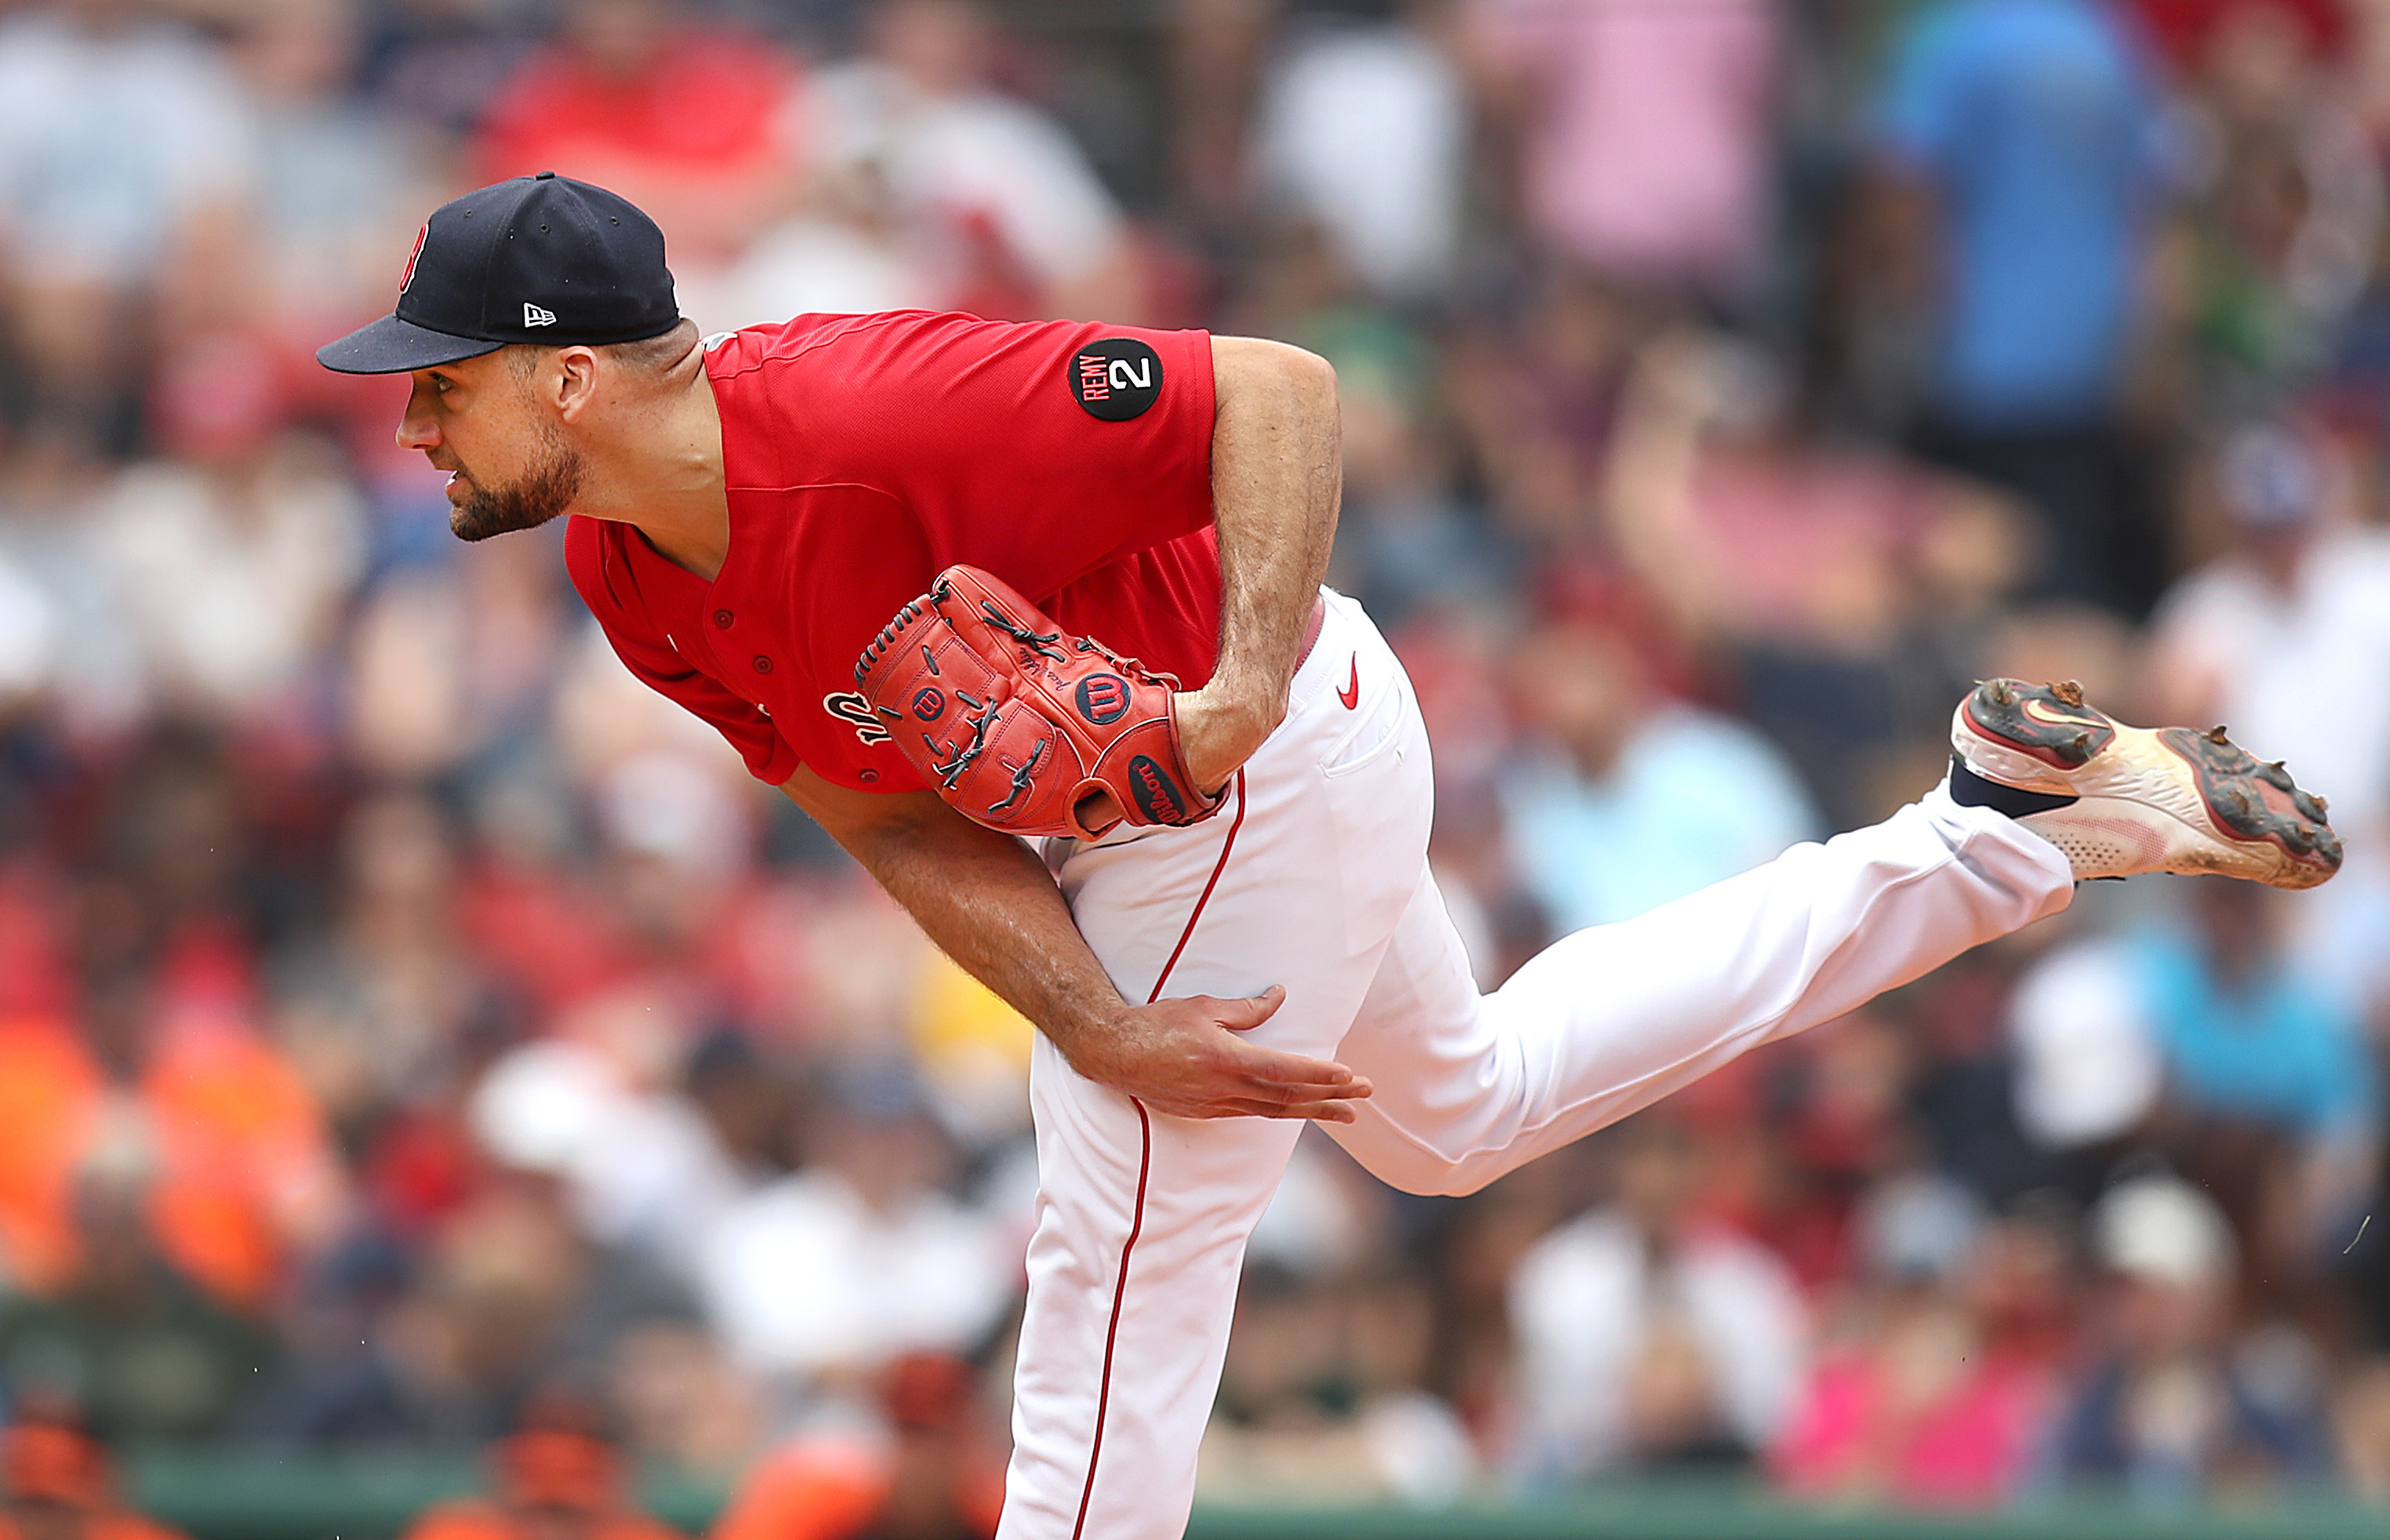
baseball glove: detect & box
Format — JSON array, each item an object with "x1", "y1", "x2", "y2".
[{"x1": 854, "y1": 565, "x2": 1226, "y2": 841}]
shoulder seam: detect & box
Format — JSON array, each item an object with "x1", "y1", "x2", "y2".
[{"x1": 708, "y1": 311, "x2": 952, "y2": 382}]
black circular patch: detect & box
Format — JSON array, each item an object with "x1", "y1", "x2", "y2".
[
  {"x1": 911, "y1": 686, "x2": 946, "y2": 721},
  {"x1": 1128, "y1": 754, "x2": 1187, "y2": 823},
  {"x1": 1075, "y1": 674, "x2": 1130, "y2": 725},
  {"x1": 1068, "y1": 339, "x2": 1164, "y2": 421}
]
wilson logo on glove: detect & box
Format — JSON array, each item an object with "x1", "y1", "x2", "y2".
[
  {"x1": 1128, "y1": 754, "x2": 1186, "y2": 823},
  {"x1": 853, "y1": 565, "x2": 1224, "y2": 840}
]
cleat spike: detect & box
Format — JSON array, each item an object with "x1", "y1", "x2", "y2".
[
  {"x1": 1989, "y1": 681, "x2": 2014, "y2": 706},
  {"x1": 2208, "y1": 725, "x2": 2231, "y2": 744},
  {"x1": 2052, "y1": 680, "x2": 2086, "y2": 706}
]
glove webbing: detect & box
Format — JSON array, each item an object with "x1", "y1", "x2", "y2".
[
  {"x1": 926, "y1": 692, "x2": 997, "y2": 787},
  {"x1": 987, "y1": 739, "x2": 1048, "y2": 815}
]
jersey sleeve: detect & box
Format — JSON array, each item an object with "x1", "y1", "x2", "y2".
[
  {"x1": 730, "y1": 313, "x2": 1216, "y2": 604},
  {"x1": 565, "y1": 519, "x2": 803, "y2": 788}
]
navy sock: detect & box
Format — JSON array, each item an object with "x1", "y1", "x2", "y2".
[{"x1": 1948, "y1": 756, "x2": 2078, "y2": 819}]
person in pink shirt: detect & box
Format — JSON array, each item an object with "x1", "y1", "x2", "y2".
[{"x1": 1464, "y1": 0, "x2": 1780, "y2": 300}]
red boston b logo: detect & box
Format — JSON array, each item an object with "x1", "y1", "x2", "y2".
[{"x1": 398, "y1": 223, "x2": 429, "y2": 296}]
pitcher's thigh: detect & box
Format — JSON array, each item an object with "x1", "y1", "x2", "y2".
[{"x1": 1322, "y1": 863, "x2": 1515, "y2": 1196}]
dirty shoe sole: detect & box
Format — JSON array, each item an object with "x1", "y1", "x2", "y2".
[{"x1": 1952, "y1": 678, "x2": 2342, "y2": 889}]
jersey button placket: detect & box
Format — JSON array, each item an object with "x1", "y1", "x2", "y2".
[
  {"x1": 751, "y1": 655, "x2": 772, "y2": 674},
  {"x1": 714, "y1": 609, "x2": 734, "y2": 629}
]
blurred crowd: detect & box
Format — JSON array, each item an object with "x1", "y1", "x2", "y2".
[{"x1": 2, "y1": 0, "x2": 2390, "y2": 1531}]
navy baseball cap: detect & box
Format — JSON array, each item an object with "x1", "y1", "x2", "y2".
[{"x1": 317, "y1": 173, "x2": 679, "y2": 375}]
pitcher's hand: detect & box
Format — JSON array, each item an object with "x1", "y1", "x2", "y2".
[{"x1": 1058, "y1": 986, "x2": 1371, "y2": 1121}]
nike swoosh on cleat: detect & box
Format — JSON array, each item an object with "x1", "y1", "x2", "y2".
[
  {"x1": 1338, "y1": 655, "x2": 1360, "y2": 710},
  {"x1": 2020, "y1": 697, "x2": 2109, "y2": 732}
]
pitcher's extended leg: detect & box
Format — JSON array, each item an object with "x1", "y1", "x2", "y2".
[{"x1": 1328, "y1": 786, "x2": 2075, "y2": 1197}]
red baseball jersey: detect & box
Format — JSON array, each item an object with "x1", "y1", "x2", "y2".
[{"x1": 566, "y1": 311, "x2": 1223, "y2": 794}]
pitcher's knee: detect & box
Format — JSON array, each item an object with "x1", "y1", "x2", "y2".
[
  {"x1": 1407, "y1": 1168, "x2": 1499, "y2": 1198},
  {"x1": 1337, "y1": 1139, "x2": 1508, "y2": 1199},
  {"x1": 1415, "y1": 1153, "x2": 1513, "y2": 1197}
]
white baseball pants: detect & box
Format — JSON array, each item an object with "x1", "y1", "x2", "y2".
[{"x1": 997, "y1": 590, "x2": 2073, "y2": 1539}]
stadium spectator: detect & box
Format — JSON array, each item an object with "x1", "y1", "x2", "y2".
[
  {"x1": 227, "y1": 0, "x2": 438, "y2": 357},
  {"x1": 709, "y1": 1352, "x2": 1003, "y2": 1540},
  {"x1": 401, "y1": 1391, "x2": 686, "y2": 1540},
  {"x1": 2341, "y1": 1357, "x2": 2390, "y2": 1504},
  {"x1": 1869, "y1": 0, "x2": 2168, "y2": 616},
  {"x1": 1444, "y1": 267, "x2": 1648, "y2": 545},
  {"x1": 1248, "y1": 6, "x2": 1468, "y2": 300},
  {"x1": 1297, "y1": 304, "x2": 1503, "y2": 631},
  {"x1": 2142, "y1": 0, "x2": 2381, "y2": 418},
  {"x1": 1463, "y1": 0, "x2": 1781, "y2": 303},
  {"x1": 2149, "y1": 426, "x2": 2390, "y2": 839},
  {"x1": 258, "y1": 1167, "x2": 700, "y2": 1450},
  {"x1": 1497, "y1": 606, "x2": 1817, "y2": 931},
  {"x1": 2138, "y1": 879, "x2": 2376, "y2": 1280},
  {"x1": 468, "y1": 1023, "x2": 754, "y2": 1284},
  {"x1": 2017, "y1": 875, "x2": 2378, "y2": 1271},
  {"x1": 2043, "y1": 1174, "x2": 2335, "y2": 1501},
  {"x1": 0, "y1": 0, "x2": 257, "y2": 456},
  {"x1": 1772, "y1": 1179, "x2": 2064, "y2": 1507},
  {"x1": 695, "y1": 1059, "x2": 1013, "y2": 1413},
  {"x1": 272, "y1": 790, "x2": 504, "y2": 1157},
  {"x1": 86, "y1": 378, "x2": 364, "y2": 725},
  {"x1": 1506, "y1": 1116, "x2": 1807, "y2": 1487},
  {"x1": 473, "y1": 0, "x2": 805, "y2": 271},
  {"x1": 0, "y1": 1158, "x2": 278, "y2": 1444},
  {"x1": 802, "y1": 0, "x2": 1139, "y2": 321},
  {"x1": 0, "y1": 874, "x2": 345, "y2": 1313},
  {"x1": 2004, "y1": 924, "x2": 2167, "y2": 1175},
  {"x1": 0, "y1": 1406, "x2": 193, "y2": 1540}
]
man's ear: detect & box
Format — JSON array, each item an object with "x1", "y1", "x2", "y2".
[{"x1": 553, "y1": 346, "x2": 601, "y2": 422}]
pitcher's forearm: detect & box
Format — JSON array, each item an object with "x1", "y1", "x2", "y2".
[
  {"x1": 848, "y1": 802, "x2": 1133, "y2": 1051},
  {"x1": 1211, "y1": 338, "x2": 1338, "y2": 698},
  {"x1": 779, "y1": 772, "x2": 1368, "y2": 1120},
  {"x1": 1184, "y1": 337, "x2": 1342, "y2": 779}
]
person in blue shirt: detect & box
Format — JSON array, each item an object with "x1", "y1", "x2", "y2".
[
  {"x1": 1498, "y1": 612, "x2": 1819, "y2": 933},
  {"x1": 2138, "y1": 877, "x2": 2377, "y2": 1147},
  {"x1": 1872, "y1": 0, "x2": 2169, "y2": 616},
  {"x1": 2130, "y1": 875, "x2": 2379, "y2": 1288}
]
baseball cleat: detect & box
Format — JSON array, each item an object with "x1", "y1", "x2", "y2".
[{"x1": 1952, "y1": 678, "x2": 2342, "y2": 888}]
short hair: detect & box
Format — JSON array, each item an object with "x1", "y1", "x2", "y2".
[{"x1": 507, "y1": 318, "x2": 700, "y2": 385}]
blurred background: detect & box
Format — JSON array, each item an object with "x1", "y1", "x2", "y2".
[{"x1": 2, "y1": 0, "x2": 2390, "y2": 1535}]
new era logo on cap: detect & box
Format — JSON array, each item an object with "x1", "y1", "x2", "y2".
[{"x1": 316, "y1": 172, "x2": 680, "y2": 376}]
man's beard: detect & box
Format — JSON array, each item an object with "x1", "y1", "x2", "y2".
[{"x1": 449, "y1": 432, "x2": 587, "y2": 543}]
